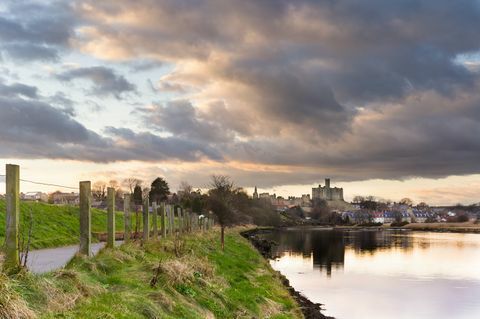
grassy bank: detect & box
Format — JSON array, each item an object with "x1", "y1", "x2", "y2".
[
  {"x1": 2, "y1": 228, "x2": 302, "y2": 319},
  {"x1": 402, "y1": 221, "x2": 480, "y2": 233},
  {"x1": 0, "y1": 200, "x2": 131, "y2": 249}
]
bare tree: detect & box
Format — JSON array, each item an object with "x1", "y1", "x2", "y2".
[
  {"x1": 178, "y1": 181, "x2": 193, "y2": 208},
  {"x1": 400, "y1": 198, "x2": 413, "y2": 207},
  {"x1": 208, "y1": 175, "x2": 236, "y2": 250},
  {"x1": 92, "y1": 181, "x2": 107, "y2": 200},
  {"x1": 109, "y1": 179, "x2": 119, "y2": 190},
  {"x1": 352, "y1": 196, "x2": 365, "y2": 204},
  {"x1": 142, "y1": 187, "x2": 150, "y2": 200},
  {"x1": 178, "y1": 181, "x2": 193, "y2": 195},
  {"x1": 123, "y1": 178, "x2": 142, "y2": 194}
]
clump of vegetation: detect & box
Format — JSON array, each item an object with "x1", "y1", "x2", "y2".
[
  {"x1": 0, "y1": 273, "x2": 35, "y2": 319},
  {"x1": 358, "y1": 222, "x2": 383, "y2": 227},
  {"x1": 390, "y1": 221, "x2": 410, "y2": 227}
]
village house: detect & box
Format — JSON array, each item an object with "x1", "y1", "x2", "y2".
[
  {"x1": 372, "y1": 211, "x2": 385, "y2": 224},
  {"x1": 411, "y1": 209, "x2": 429, "y2": 223},
  {"x1": 52, "y1": 191, "x2": 80, "y2": 205},
  {"x1": 21, "y1": 191, "x2": 48, "y2": 202}
]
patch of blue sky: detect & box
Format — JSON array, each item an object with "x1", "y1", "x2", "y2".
[{"x1": 454, "y1": 51, "x2": 480, "y2": 71}]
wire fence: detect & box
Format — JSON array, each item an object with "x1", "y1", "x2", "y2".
[{"x1": 0, "y1": 174, "x2": 78, "y2": 191}]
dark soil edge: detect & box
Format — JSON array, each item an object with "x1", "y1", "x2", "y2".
[{"x1": 241, "y1": 228, "x2": 334, "y2": 319}]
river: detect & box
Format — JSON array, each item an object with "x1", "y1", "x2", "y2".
[{"x1": 262, "y1": 227, "x2": 480, "y2": 319}]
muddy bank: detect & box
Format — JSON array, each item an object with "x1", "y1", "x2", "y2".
[{"x1": 241, "y1": 228, "x2": 333, "y2": 319}]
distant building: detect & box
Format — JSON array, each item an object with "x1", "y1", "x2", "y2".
[
  {"x1": 259, "y1": 192, "x2": 275, "y2": 200},
  {"x1": 287, "y1": 194, "x2": 311, "y2": 207},
  {"x1": 312, "y1": 178, "x2": 344, "y2": 201},
  {"x1": 411, "y1": 209, "x2": 429, "y2": 223},
  {"x1": 253, "y1": 186, "x2": 259, "y2": 199},
  {"x1": 52, "y1": 192, "x2": 79, "y2": 205},
  {"x1": 22, "y1": 191, "x2": 48, "y2": 202}
]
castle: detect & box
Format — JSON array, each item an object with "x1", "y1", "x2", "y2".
[{"x1": 312, "y1": 178, "x2": 344, "y2": 201}]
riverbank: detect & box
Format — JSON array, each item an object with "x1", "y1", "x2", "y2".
[
  {"x1": 1, "y1": 228, "x2": 303, "y2": 318},
  {"x1": 402, "y1": 222, "x2": 480, "y2": 233},
  {"x1": 241, "y1": 228, "x2": 333, "y2": 319},
  {"x1": 333, "y1": 222, "x2": 480, "y2": 234}
]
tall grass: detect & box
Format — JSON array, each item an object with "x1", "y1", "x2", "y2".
[{"x1": 4, "y1": 229, "x2": 302, "y2": 318}]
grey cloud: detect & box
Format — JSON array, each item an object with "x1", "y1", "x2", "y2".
[
  {"x1": 156, "y1": 81, "x2": 188, "y2": 93},
  {"x1": 74, "y1": 0, "x2": 480, "y2": 183},
  {"x1": 2, "y1": 43, "x2": 59, "y2": 62},
  {"x1": 48, "y1": 92, "x2": 76, "y2": 116},
  {"x1": 0, "y1": 1, "x2": 75, "y2": 62},
  {"x1": 139, "y1": 100, "x2": 234, "y2": 143},
  {"x1": 225, "y1": 67, "x2": 354, "y2": 138},
  {"x1": 0, "y1": 81, "x2": 38, "y2": 98},
  {"x1": 127, "y1": 59, "x2": 164, "y2": 72},
  {"x1": 78, "y1": 0, "x2": 480, "y2": 102},
  {"x1": 104, "y1": 127, "x2": 224, "y2": 162},
  {"x1": 56, "y1": 66, "x2": 136, "y2": 99},
  {"x1": 0, "y1": 94, "x2": 222, "y2": 163},
  {"x1": 0, "y1": 97, "x2": 98, "y2": 145},
  {"x1": 3, "y1": 0, "x2": 480, "y2": 187}
]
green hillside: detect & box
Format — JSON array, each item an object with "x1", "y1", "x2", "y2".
[{"x1": 0, "y1": 200, "x2": 131, "y2": 249}]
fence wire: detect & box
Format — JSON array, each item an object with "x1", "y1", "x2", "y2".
[{"x1": 0, "y1": 174, "x2": 78, "y2": 190}]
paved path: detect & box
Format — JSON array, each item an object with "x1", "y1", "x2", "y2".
[{"x1": 23, "y1": 241, "x2": 123, "y2": 274}]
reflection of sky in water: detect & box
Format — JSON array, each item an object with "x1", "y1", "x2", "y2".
[{"x1": 269, "y1": 230, "x2": 480, "y2": 319}]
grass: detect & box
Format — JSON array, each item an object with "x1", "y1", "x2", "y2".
[
  {"x1": 402, "y1": 221, "x2": 480, "y2": 232},
  {"x1": 3, "y1": 228, "x2": 302, "y2": 319},
  {"x1": 0, "y1": 200, "x2": 138, "y2": 249}
]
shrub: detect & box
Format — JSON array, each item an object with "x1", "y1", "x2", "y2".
[{"x1": 390, "y1": 221, "x2": 409, "y2": 227}]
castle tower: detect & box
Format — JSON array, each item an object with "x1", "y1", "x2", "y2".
[
  {"x1": 253, "y1": 186, "x2": 259, "y2": 199},
  {"x1": 312, "y1": 178, "x2": 344, "y2": 202}
]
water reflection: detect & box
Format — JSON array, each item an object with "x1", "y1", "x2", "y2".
[
  {"x1": 264, "y1": 228, "x2": 480, "y2": 319},
  {"x1": 269, "y1": 229, "x2": 415, "y2": 276}
]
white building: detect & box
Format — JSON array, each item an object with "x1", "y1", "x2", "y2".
[{"x1": 22, "y1": 191, "x2": 48, "y2": 202}]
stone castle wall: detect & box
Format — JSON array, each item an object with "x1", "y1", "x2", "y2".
[{"x1": 312, "y1": 179, "x2": 344, "y2": 201}]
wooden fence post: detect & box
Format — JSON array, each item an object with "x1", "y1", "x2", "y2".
[
  {"x1": 176, "y1": 207, "x2": 180, "y2": 234},
  {"x1": 152, "y1": 202, "x2": 158, "y2": 239},
  {"x1": 192, "y1": 213, "x2": 197, "y2": 231},
  {"x1": 107, "y1": 187, "x2": 115, "y2": 248},
  {"x1": 179, "y1": 208, "x2": 183, "y2": 233},
  {"x1": 161, "y1": 203, "x2": 166, "y2": 238},
  {"x1": 79, "y1": 181, "x2": 91, "y2": 256},
  {"x1": 143, "y1": 198, "x2": 150, "y2": 241},
  {"x1": 169, "y1": 205, "x2": 174, "y2": 235},
  {"x1": 124, "y1": 194, "x2": 131, "y2": 243},
  {"x1": 166, "y1": 205, "x2": 172, "y2": 235},
  {"x1": 4, "y1": 164, "x2": 20, "y2": 272},
  {"x1": 185, "y1": 211, "x2": 190, "y2": 232}
]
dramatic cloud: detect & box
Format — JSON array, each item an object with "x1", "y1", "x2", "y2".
[
  {"x1": 0, "y1": 87, "x2": 221, "y2": 163},
  {"x1": 68, "y1": 0, "x2": 480, "y2": 184},
  {"x1": 56, "y1": 66, "x2": 136, "y2": 98},
  {"x1": 2, "y1": 0, "x2": 480, "y2": 193}
]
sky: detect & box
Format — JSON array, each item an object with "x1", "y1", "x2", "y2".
[{"x1": 1, "y1": 0, "x2": 480, "y2": 205}]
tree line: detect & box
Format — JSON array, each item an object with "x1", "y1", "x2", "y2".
[{"x1": 90, "y1": 175, "x2": 280, "y2": 249}]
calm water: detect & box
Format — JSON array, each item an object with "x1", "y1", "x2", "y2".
[{"x1": 263, "y1": 228, "x2": 480, "y2": 319}]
